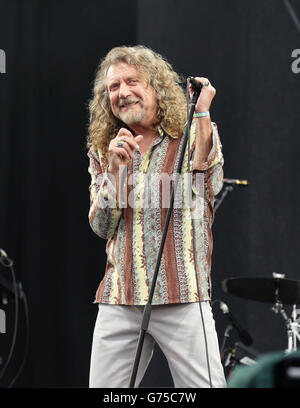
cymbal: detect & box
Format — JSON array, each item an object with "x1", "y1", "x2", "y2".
[{"x1": 221, "y1": 276, "x2": 300, "y2": 305}]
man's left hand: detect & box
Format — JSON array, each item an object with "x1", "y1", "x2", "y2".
[{"x1": 189, "y1": 77, "x2": 216, "y2": 112}]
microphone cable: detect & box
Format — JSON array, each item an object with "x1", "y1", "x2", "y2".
[
  {"x1": 283, "y1": 0, "x2": 300, "y2": 33},
  {"x1": 0, "y1": 250, "x2": 29, "y2": 387},
  {"x1": 0, "y1": 255, "x2": 19, "y2": 383},
  {"x1": 8, "y1": 283, "x2": 29, "y2": 388},
  {"x1": 186, "y1": 78, "x2": 213, "y2": 388}
]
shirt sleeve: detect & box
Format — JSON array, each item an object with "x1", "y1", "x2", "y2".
[
  {"x1": 192, "y1": 121, "x2": 224, "y2": 198},
  {"x1": 87, "y1": 147, "x2": 122, "y2": 239}
]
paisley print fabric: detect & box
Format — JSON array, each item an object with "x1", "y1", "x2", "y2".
[{"x1": 87, "y1": 121, "x2": 224, "y2": 305}]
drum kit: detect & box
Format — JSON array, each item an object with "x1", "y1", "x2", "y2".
[
  {"x1": 220, "y1": 272, "x2": 300, "y2": 375},
  {"x1": 215, "y1": 180, "x2": 300, "y2": 378}
]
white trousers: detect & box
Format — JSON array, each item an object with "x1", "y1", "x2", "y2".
[{"x1": 89, "y1": 302, "x2": 226, "y2": 388}]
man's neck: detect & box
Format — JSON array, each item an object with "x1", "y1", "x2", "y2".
[
  {"x1": 129, "y1": 123, "x2": 159, "y2": 156},
  {"x1": 130, "y1": 123, "x2": 157, "y2": 139}
]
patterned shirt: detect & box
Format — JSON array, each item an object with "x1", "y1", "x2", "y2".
[{"x1": 87, "y1": 120, "x2": 224, "y2": 305}]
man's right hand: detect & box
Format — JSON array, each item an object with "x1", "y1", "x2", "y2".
[{"x1": 108, "y1": 128, "x2": 143, "y2": 174}]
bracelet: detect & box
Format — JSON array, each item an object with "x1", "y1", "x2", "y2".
[{"x1": 193, "y1": 111, "x2": 210, "y2": 118}]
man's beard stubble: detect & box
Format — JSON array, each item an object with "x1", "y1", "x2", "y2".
[{"x1": 118, "y1": 96, "x2": 146, "y2": 125}]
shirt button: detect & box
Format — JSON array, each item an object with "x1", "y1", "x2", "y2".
[
  {"x1": 137, "y1": 193, "x2": 140, "y2": 199},
  {"x1": 137, "y1": 247, "x2": 140, "y2": 252}
]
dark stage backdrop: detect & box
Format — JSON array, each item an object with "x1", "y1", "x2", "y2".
[{"x1": 0, "y1": 0, "x2": 299, "y2": 387}]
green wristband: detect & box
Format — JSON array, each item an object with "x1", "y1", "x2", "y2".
[{"x1": 193, "y1": 111, "x2": 210, "y2": 118}]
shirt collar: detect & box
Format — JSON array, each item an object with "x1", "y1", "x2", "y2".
[{"x1": 158, "y1": 125, "x2": 178, "y2": 140}]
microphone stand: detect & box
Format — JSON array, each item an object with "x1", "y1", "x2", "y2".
[
  {"x1": 220, "y1": 324, "x2": 233, "y2": 355},
  {"x1": 128, "y1": 90, "x2": 200, "y2": 387},
  {"x1": 213, "y1": 185, "x2": 234, "y2": 213}
]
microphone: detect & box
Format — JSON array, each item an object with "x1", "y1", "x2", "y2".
[
  {"x1": 223, "y1": 178, "x2": 249, "y2": 187},
  {"x1": 188, "y1": 77, "x2": 203, "y2": 94},
  {"x1": 219, "y1": 301, "x2": 253, "y2": 346}
]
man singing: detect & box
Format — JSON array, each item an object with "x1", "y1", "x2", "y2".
[{"x1": 87, "y1": 45, "x2": 226, "y2": 388}]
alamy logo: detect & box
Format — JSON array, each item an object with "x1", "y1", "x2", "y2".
[
  {"x1": 0, "y1": 49, "x2": 6, "y2": 73},
  {"x1": 291, "y1": 49, "x2": 300, "y2": 73},
  {"x1": 0, "y1": 309, "x2": 6, "y2": 333}
]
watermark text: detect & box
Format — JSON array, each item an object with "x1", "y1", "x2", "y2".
[
  {"x1": 0, "y1": 309, "x2": 6, "y2": 333},
  {"x1": 0, "y1": 49, "x2": 6, "y2": 74},
  {"x1": 291, "y1": 49, "x2": 300, "y2": 73},
  {"x1": 94, "y1": 167, "x2": 206, "y2": 219}
]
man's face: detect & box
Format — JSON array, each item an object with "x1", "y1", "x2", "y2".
[{"x1": 106, "y1": 62, "x2": 157, "y2": 128}]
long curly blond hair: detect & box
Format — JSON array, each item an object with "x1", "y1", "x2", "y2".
[{"x1": 87, "y1": 45, "x2": 187, "y2": 156}]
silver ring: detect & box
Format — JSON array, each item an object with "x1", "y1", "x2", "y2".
[
  {"x1": 204, "y1": 80, "x2": 210, "y2": 86},
  {"x1": 117, "y1": 140, "x2": 125, "y2": 148}
]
